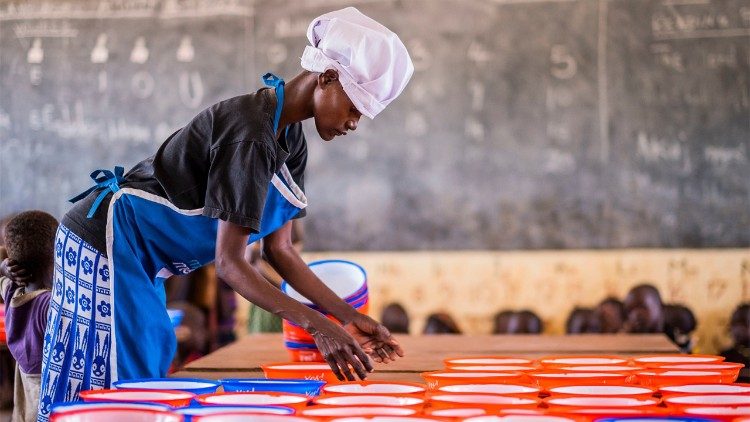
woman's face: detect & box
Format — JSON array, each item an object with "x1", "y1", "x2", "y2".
[{"x1": 312, "y1": 70, "x2": 362, "y2": 141}]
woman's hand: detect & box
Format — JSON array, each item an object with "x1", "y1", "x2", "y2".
[
  {"x1": 344, "y1": 314, "x2": 404, "y2": 364},
  {"x1": 308, "y1": 314, "x2": 374, "y2": 381},
  {"x1": 0, "y1": 258, "x2": 32, "y2": 286}
]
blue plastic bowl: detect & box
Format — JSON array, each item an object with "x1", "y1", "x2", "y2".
[
  {"x1": 174, "y1": 404, "x2": 294, "y2": 421},
  {"x1": 50, "y1": 401, "x2": 171, "y2": 415},
  {"x1": 167, "y1": 309, "x2": 184, "y2": 327},
  {"x1": 220, "y1": 378, "x2": 325, "y2": 397},
  {"x1": 113, "y1": 378, "x2": 220, "y2": 395}
]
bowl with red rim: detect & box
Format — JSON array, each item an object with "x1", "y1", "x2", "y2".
[
  {"x1": 655, "y1": 363, "x2": 744, "y2": 383},
  {"x1": 193, "y1": 415, "x2": 314, "y2": 422},
  {"x1": 174, "y1": 404, "x2": 295, "y2": 421},
  {"x1": 428, "y1": 393, "x2": 540, "y2": 410},
  {"x1": 51, "y1": 401, "x2": 172, "y2": 415},
  {"x1": 425, "y1": 407, "x2": 489, "y2": 418},
  {"x1": 547, "y1": 385, "x2": 655, "y2": 399},
  {"x1": 300, "y1": 406, "x2": 419, "y2": 418},
  {"x1": 529, "y1": 371, "x2": 629, "y2": 390},
  {"x1": 322, "y1": 381, "x2": 426, "y2": 397},
  {"x1": 421, "y1": 371, "x2": 527, "y2": 390},
  {"x1": 636, "y1": 370, "x2": 726, "y2": 387},
  {"x1": 328, "y1": 417, "x2": 445, "y2": 422},
  {"x1": 544, "y1": 396, "x2": 660, "y2": 410},
  {"x1": 449, "y1": 365, "x2": 538, "y2": 373},
  {"x1": 313, "y1": 394, "x2": 425, "y2": 409},
  {"x1": 444, "y1": 356, "x2": 536, "y2": 368},
  {"x1": 631, "y1": 355, "x2": 725, "y2": 368},
  {"x1": 539, "y1": 356, "x2": 629, "y2": 368},
  {"x1": 436, "y1": 383, "x2": 540, "y2": 398},
  {"x1": 665, "y1": 394, "x2": 750, "y2": 410},
  {"x1": 556, "y1": 365, "x2": 643, "y2": 374},
  {"x1": 659, "y1": 383, "x2": 750, "y2": 397},
  {"x1": 464, "y1": 416, "x2": 579, "y2": 422},
  {"x1": 682, "y1": 406, "x2": 750, "y2": 421},
  {"x1": 49, "y1": 408, "x2": 182, "y2": 422},
  {"x1": 262, "y1": 362, "x2": 339, "y2": 383},
  {"x1": 196, "y1": 392, "x2": 309, "y2": 410},
  {"x1": 79, "y1": 389, "x2": 196, "y2": 407}
]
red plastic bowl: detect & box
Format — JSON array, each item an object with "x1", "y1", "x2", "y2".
[
  {"x1": 444, "y1": 356, "x2": 536, "y2": 368},
  {"x1": 79, "y1": 389, "x2": 195, "y2": 407},
  {"x1": 636, "y1": 370, "x2": 726, "y2": 387},
  {"x1": 544, "y1": 396, "x2": 659, "y2": 409},
  {"x1": 547, "y1": 385, "x2": 655, "y2": 399},
  {"x1": 656, "y1": 363, "x2": 744, "y2": 383},
  {"x1": 313, "y1": 394, "x2": 425, "y2": 409},
  {"x1": 539, "y1": 355, "x2": 628, "y2": 368},
  {"x1": 682, "y1": 406, "x2": 750, "y2": 420},
  {"x1": 261, "y1": 362, "x2": 338, "y2": 383},
  {"x1": 322, "y1": 381, "x2": 426, "y2": 396},
  {"x1": 421, "y1": 371, "x2": 527, "y2": 390},
  {"x1": 193, "y1": 415, "x2": 313, "y2": 422},
  {"x1": 436, "y1": 383, "x2": 540, "y2": 398},
  {"x1": 429, "y1": 393, "x2": 540, "y2": 410},
  {"x1": 631, "y1": 354, "x2": 725, "y2": 368},
  {"x1": 659, "y1": 383, "x2": 750, "y2": 396},
  {"x1": 300, "y1": 406, "x2": 418, "y2": 418},
  {"x1": 665, "y1": 394, "x2": 750, "y2": 410},
  {"x1": 529, "y1": 371, "x2": 628, "y2": 390}
]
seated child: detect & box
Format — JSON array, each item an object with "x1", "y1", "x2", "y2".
[
  {"x1": 566, "y1": 307, "x2": 600, "y2": 334},
  {"x1": 663, "y1": 303, "x2": 697, "y2": 353},
  {"x1": 595, "y1": 297, "x2": 626, "y2": 333},
  {"x1": 423, "y1": 312, "x2": 462, "y2": 334},
  {"x1": 381, "y1": 302, "x2": 409, "y2": 334},
  {"x1": 0, "y1": 210, "x2": 58, "y2": 422},
  {"x1": 721, "y1": 303, "x2": 750, "y2": 382},
  {"x1": 623, "y1": 283, "x2": 664, "y2": 333}
]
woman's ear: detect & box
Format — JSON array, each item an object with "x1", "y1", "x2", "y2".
[{"x1": 318, "y1": 68, "x2": 340, "y2": 87}]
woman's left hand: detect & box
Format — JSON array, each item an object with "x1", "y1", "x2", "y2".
[{"x1": 344, "y1": 314, "x2": 404, "y2": 364}]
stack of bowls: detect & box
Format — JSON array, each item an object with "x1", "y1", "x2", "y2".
[{"x1": 281, "y1": 260, "x2": 369, "y2": 361}]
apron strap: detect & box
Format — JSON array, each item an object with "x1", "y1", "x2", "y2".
[
  {"x1": 69, "y1": 166, "x2": 125, "y2": 218},
  {"x1": 262, "y1": 72, "x2": 285, "y2": 134}
]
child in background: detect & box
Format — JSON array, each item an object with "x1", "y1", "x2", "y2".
[
  {"x1": 493, "y1": 310, "x2": 515, "y2": 334},
  {"x1": 380, "y1": 303, "x2": 409, "y2": 334},
  {"x1": 623, "y1": 283, "x2": 664, "y2": 333},
  {"x1": 663, "y1": 303, "x2": 697, "y2": 353},
  {"x1": 595, "y1": 297, "x2": 626, "y2": 333},
  {"x1": 0, "y1": 211, "x2": 58, "y2": 422},
  {"x1": 721, "y1": 303, "x2": 750, "y2": 382},
  {"x1": 566, "y1": 307, "x2": 600, "y2": 334},
  {"x1": 423, "y1": 312, "x2": 462, "y2": 334}
]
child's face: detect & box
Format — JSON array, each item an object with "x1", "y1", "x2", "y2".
[
  {"x1": 313, "y1": 72, "x2": 362, "y2": 142},
  {"x1": 731, "y1": 308, "x2": 750, "y2": 347},
  {"x1": 624, "y1": 291, "x2": 663, "y2": 333}
]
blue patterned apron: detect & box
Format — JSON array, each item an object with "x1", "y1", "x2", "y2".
[{"x1": 38, "y1": 74, "x2": 305, "y2": 421}]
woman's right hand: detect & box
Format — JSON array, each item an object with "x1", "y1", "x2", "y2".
[{"x1": 307, "y1": 314, "x2": 374, "y2": 381}]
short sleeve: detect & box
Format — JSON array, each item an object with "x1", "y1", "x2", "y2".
[
  {"x1": 203, "y1": 140, "x2": 276, "y2": 232},
  {"x1": 0, "y1": 276, "x2": 12, "y2": 304}
]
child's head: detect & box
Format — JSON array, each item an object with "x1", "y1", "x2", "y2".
[
  {"x1": 663, "y1": 303, "x2": 696, "y2": 351},
  {"x1": 623, "y1": 283, "x2": 664, "y2": 333},
  {"x1": 4, "y1": 210, "x2": 58, "y2": 286},
  {"x1": 381, "y1": 302, "x2": 409, "y2": 334},
  {"x1": 566, "y1": 307, "x2": 599, "y2": 334},
  {"x1": 596, "y1": 297, "x2": 626, "y2": 333},
  {"x1": 423, "y1": 312, "x2": 461, "y2": 335},
  {"x1": 516, "y1": 310, "x2": 543, "y2": 334},
  {"x1": 730, "y1": 303, "x2": 750, "y2": 347},
  {"x1": 493, "y1": 310, "x2": 515, "y2": 334}
]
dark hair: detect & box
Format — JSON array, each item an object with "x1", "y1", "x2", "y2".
[
  {"x1": 423, "y1": 312, "x2": 461, "y2": 335},
  {"x1": 663, "y1": 303, "x2": 697, "y2": 334},
  {"x1": 493, "y1": 310, "x2": 515, "y2": 334},
  {"x1": 517, "y1": 309, "x2": 543, "y2": 334},
  {"x1": 381, "y1": 302, "x2": 410, "y2": 334},
  {"x1": 4, "y1": 210, "x2": 58, "y2": 275},
  {"x1": 566, "y1": 307, "x2": 598, "y2": 334},
  {"x1": 731, "y1": 303, "x2": 750, "y2": 325},
  {"x1": 628, "y1": 283, "x2": 663, "y2": 305}
]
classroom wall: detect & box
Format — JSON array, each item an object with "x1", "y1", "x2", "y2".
[{"x1": 229, "y1": 249, "x2": 750, "y2": 355}]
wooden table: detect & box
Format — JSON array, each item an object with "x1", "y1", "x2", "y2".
[{"x1": 173, "y1": 334, "x2": 678, "y2": 383}]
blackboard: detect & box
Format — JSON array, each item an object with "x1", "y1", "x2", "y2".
[{"x1": 0, "y1": 0, "x2": 748, "y2": 251}]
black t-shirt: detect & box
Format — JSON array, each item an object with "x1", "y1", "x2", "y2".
[{"x1": 62, "y1": 88, "x2": 308, "y2": 254}]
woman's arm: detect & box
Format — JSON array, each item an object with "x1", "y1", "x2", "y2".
[
  {"x1": 263, "y1": 221, "x2": 403, "y2": 363},
  {"x1": 215, "y1": 220, "x2": 373, "y2": 380}
]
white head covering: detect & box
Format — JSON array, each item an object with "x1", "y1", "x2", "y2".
[{"x1": 301, "y1": 7, "x2": 414, "y2": 119}]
